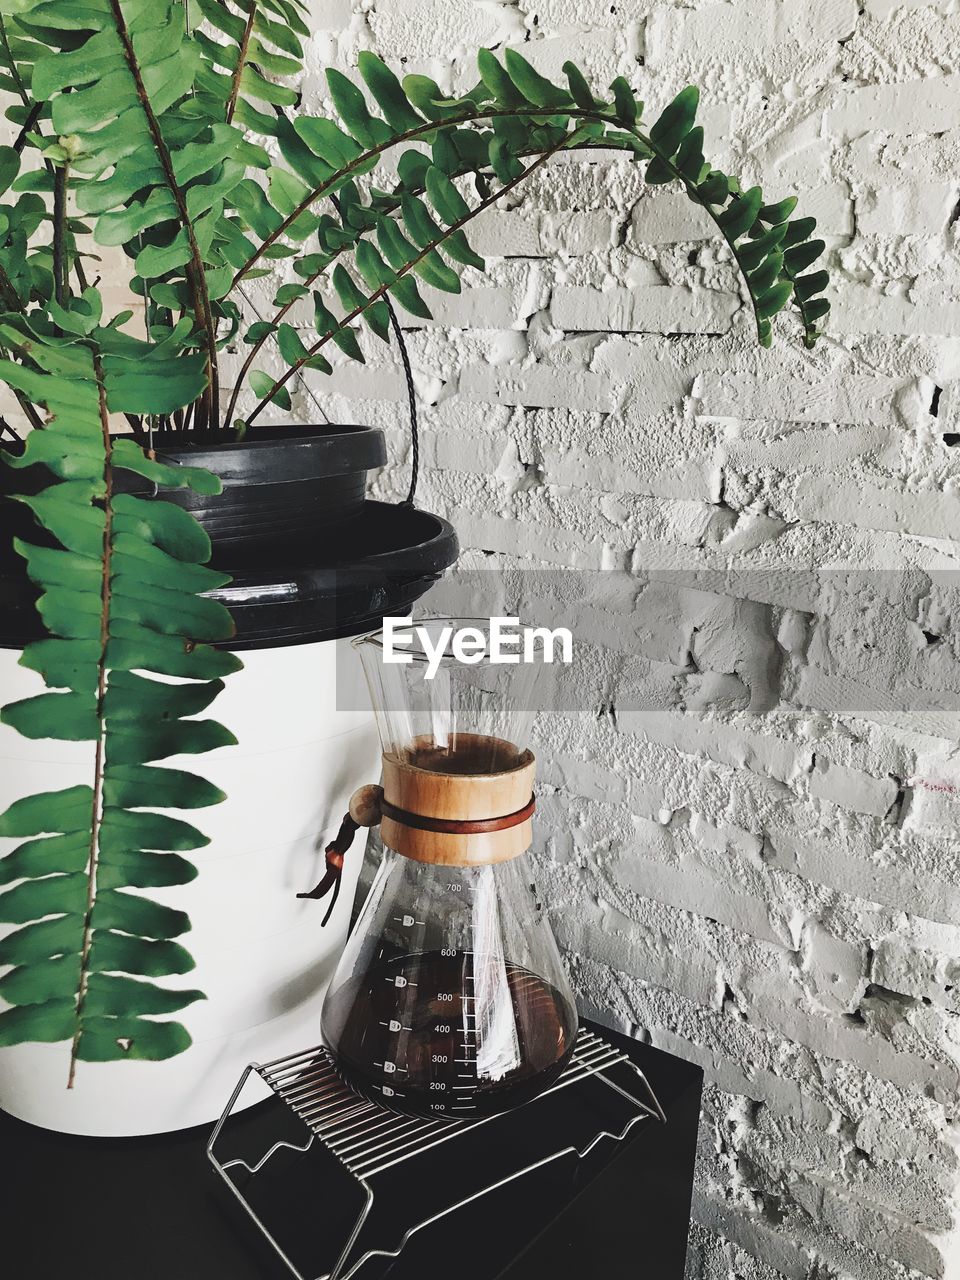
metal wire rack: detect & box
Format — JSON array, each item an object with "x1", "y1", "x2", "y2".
[{"x1": 208, "y1": 1027, "x2": 665, "y2": 1280}]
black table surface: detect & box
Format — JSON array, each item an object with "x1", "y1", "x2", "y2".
[{"x1": 0, "y1": 1022, "x2": 702, "y2": 1280}]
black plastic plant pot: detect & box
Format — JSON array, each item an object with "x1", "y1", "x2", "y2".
[
  {"x1": 0, "y1": 425, "x2": 458, "y2": 651},
  {"x1": 117, "y1": 424, "x2": 388, "y2": 559},
  {"x1": 210, "y1": 500, "x2": 458, "y2": 649}
]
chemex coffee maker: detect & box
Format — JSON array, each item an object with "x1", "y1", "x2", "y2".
[{"x1": 301, "y1": 618, "x2": 578, "y2": 1120}]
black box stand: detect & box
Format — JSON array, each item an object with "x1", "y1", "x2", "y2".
[{"x1": 0, "y1": 1020, "x2": 702, "y2": 1280}]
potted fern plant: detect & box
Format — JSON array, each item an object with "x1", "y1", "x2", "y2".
[{"x1": 0, "y1": 0, "x2": 828, "y2": 1136}]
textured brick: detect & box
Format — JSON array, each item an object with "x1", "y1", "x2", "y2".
[
  {"x1": 809, "y1": 756, "x2": 899, "y2": 818},
  {"x1": 827, "y1": 75, "x2": 960, "y2": 137},
  {"x1": 695, "y1": 370, "x2": 911, "y2": 426},
  {"x1": 459, "y1": 361, "x2": 617, "y2": 412},
  {"x1": 368, "y1": 0, "x2": 520, "y2": 58},
  {"x1": 552, "y1": 285, "x2": 740, "y2": 334},
  {"x1": 470, "y1": 208, "x2": 618, "y2": 258},
  {"x1": 857, "y1": 183, "x2": 958, "y2": 237},
  {"x1": 647, "y1": 0, "x2": 858, "y2": 61},
  {"x1": 633, "y1": 184, "x2": 853, "y2": 243},
  {"x1": 832, "y1": 285, "x2": 960, "y2": 338},
  {"x1": 311, "y1": 0, "x2": 356, "y2": 28},
  {"x1": 518, "y1": 0, "x2": 631, "y2": 30}
]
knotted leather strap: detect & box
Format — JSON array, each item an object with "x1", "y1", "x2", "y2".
[
  {"x1": 297, "y1": 786, "x2": 382, "y2": 926},
  {"x1": 296, "y1": 813, "x2": 359, "y2": 926}
]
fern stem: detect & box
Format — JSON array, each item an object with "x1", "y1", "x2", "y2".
[
  {"x1": 226, "y1": 3, "x2": 256, "y2": 125},
  {"x1": 244, "y1": 133, "x2": 574, "y2": 428},
  {"x1": 12, "y1": 100, "x2": 42, "y2": 155},
  {"x1": 0, "y1": 15, "x2": 30, "y2": 112},
  {"x1": 239, "y1": 88, "x2": 810, "y2": 420},
  {"x1": 68, "y1": 353, "x2": 113, "y2": 1089},
  {"x1": 108, "y1": 0, "x2": 220, "y2": 430},
  {"x1": 235, "y1": 104, "x2": 642, "y2": 285},
  {"x1": 52, "y1": 164, "x2": 68, "y2": 311},
  {"x1": 0, "y1": 20, "x2": 54, "y2": 171},
  {"x1": 10, "y1": 386, "x2": 45, "y2": 432},
  {"x1": 244, "y1": 102, "x2": 769, "y2": 423}
]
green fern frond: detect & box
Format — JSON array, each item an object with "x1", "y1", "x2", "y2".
[
  {"x1": 232, "y1": 51, "x2": 829, "y2": 422},
  {"x1": 0, "y1": 311, "x2": 240, "y2": 1082},
  {"x1": 193, "y1": 0, "x2": 310, "y2": 129}
]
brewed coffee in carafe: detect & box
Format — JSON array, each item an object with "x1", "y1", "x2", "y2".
[{"x1": 320, "y1": 619, "x2": 578, "y2": 1119}]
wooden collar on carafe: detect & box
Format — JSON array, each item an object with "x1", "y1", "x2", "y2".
[{"x1": 380, "y1": 733, "x2": 536, "y2": 867}]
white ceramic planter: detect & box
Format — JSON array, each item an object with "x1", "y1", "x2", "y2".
[{"x1": 0, "y1": 636, "x2": 380, "y2": 1136}]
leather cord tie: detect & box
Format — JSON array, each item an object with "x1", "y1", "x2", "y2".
[
  {"x1": 297, "y1": 785, "x2": 383, "y2": 927},
  {"x1": 296, "y1": 814, "x2": 356, "y2": 927},
  {"x1": 379, "y1": 795, "x2": 535, "y2": 835}
]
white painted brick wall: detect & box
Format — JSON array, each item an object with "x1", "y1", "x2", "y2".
[{"x1": 261, "y1": 3, "x2": 960, "y2": 1277}]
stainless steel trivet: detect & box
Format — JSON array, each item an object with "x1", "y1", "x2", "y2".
[{"x1": 207, "y1": 1026, "x2": 665, "y2": 1280}]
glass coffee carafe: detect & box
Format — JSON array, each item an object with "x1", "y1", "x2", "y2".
[{"x1": 320, "y1": 618, "x2": 578, "y2": 1120}]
